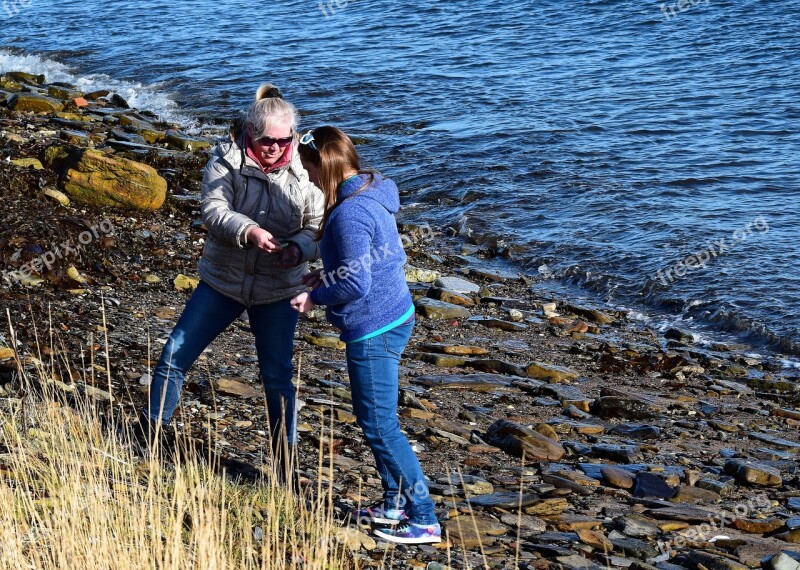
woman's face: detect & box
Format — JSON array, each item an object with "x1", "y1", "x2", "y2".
[
  {"x1": 251, "y1": 122, "x2": 293, "y2": 167},
  {"x1": 301, "y1": 157, "x2": 321, "y2": 188}
]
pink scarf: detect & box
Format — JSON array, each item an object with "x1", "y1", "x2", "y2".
[{"x1": 245, "y1": 133, "x2": 293, "y2": 174}]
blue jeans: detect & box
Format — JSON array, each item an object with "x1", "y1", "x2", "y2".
[
  {"x1": 146, "y1": 281, "x2": 300, "y2": 447},
  {"x1": 346, "y1": 318, "x2": 437, "y2": 525}
]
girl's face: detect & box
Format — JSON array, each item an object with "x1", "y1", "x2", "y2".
[
  {"x1": 251, "y1": 122, "x2": 293, "y2": 167},
  {"x1": 301, "y1": 157, "x2": 321, "y2": 188}
]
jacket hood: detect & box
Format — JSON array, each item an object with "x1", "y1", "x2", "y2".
[{"x1": 338, "y1": 173, "x2": 399, "y2": 214}]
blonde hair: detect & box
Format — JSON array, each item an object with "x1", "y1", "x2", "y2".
[{"x1": 247, "y1": 83, "x2": 298, "y2": 137}]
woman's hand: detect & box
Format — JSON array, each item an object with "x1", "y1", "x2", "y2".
[
  {"x1": 275, "y1": 244, "x2": 301, "y2": 268},
  {"x1": 301, "y1": 268, "x2": 324, "y2": 289},
  {"x1": 290, "y1": 292, "x2": 316, "y2": 313},
  {"x1": 247, "y1": 227, "x2": 283, "y2": 253}
]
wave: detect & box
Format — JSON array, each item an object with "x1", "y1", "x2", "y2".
[{"x1": 0, "y1": 49, "x2": 198, "y2": 130}]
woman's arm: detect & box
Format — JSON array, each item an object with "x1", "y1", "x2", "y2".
[
  {"x1": 309, "y1": 207, "x2": 374, "y2": 306},
  {"x1": 287, "y1": 158, "x2": 325, "y2": 263},
  {"x1": 200, "y1": 156, "x2": 258, "y2": 248}
]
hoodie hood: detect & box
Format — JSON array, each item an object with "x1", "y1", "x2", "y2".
[{"x1": 338, "y1": 173, "x2": 400, "y2": 214}]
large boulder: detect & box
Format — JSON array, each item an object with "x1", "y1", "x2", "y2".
[
  {"x1": 8, "y1": 93, "x2": 65, "y2": 113},
  {"x1": 62, "y1": 149, "x2": 167, "y2": 210}
]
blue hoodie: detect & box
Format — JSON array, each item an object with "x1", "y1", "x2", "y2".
[{"x1": 309, "y1": 173, "x2": 413, "y2": 343}]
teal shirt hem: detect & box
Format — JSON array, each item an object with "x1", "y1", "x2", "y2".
[{"x1": 348, "y1": 305, "x2": 415, "y2": 344}]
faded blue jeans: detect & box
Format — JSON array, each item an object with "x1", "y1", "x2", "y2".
[
  {"x1": 146, "y1": 281, "x2": 300, "y2": 448},
  {"x1": 346, "y1": 318, "x2": 438, "y2": 525}
]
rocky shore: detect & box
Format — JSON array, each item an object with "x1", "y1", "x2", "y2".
[{"x1": 1, "y1": 71, "x2": 800, "y2": 570}]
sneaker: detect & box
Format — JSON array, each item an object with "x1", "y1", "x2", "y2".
[
  {"x1": 373, "y1": 521, "x2": 442, "y2": 544},
  {"x1": 352, "y1": 502, "x2": 407, "y2": 526}
]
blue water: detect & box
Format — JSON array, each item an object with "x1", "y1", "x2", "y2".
[{"x1": 2, "y1": 0, "x2": 799, "y2": 358}]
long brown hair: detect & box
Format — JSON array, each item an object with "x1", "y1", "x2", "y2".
[{"x1": 297, "y1": 126, "x2": 375, "y2": 239}]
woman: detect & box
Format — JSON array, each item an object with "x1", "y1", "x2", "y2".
[
  {"x1": 291, "y1": 127, "x2": 441, "y2": 545},
  {"x1": 143, "y1": 84, "x2": 324, "y2": 483}
]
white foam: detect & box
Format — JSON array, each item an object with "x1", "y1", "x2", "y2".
[{"x1": 0, "y1": 49, "x2": 197, "y2": 130}]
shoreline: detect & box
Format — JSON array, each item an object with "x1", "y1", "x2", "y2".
[{"x1": 2, "y1": 70, "x2": 800, "y2": 568}]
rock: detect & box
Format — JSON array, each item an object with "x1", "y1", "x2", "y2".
[
  {"x1": 405, "y1": 265, "x2": 440, "y2": 283},
  {"x1": 730, "y1": 517, "x2": 785, "y2": 534},
  {"x1": 620, "y1": 514, "x2": 661, "y2": 539},
  {"x1": 411, "y1": 352, "x2": 468, "y2": 367},
  {"x1": 592, "y1": 444, "x2": 641, "y2": 464},
  {"x1": 747, "y1": 432, "x2": 800, "y2": 452},
  {"x1": 61, "y1": 149, "x2": 167, "y2": 209},
  {"x1": 500, "y1": 513, "x2": 547, "y2": 534},
  {"x1": 118, "y1": 114, "x2": 165, "y2": 143},
  {"x1": 591, "y1": 396, "x2": 659, "y2": 420},
  {"x1": 725, "y1": 459, "x2": 783, "y2": 487},
  {"x1": 419, "y1": 343, "x2": 489, "y2": 356},
  {"x1": 11, "y1": 158, "x2": 44, "y2": 169},
  {"x1": 601, "y1": 466, "x2": 636, "y2": 489},
  {"x1": 670, "y1": 485, "x2": 720, "y2": 504},
  {"x1": 468, "y1": 316, "x2": 529, "y2": 332},
  {"x1": 685, "y1": 551, "x2": 749, "y2": 570},
  {"x1": 549, "y1": 514, "x2": 602, "y2": 532},
  {"x1": 444, "y1": 516, "x2": 506, "y2": 548},
  {"x1": 334, "y1": 527, "x2": 376, "y2": 551},
  {"x1": 665, "y1": 328, "x2": 695, "y2": 342},
  {"x1": 633, "y1": 472, "x2": 676, "y2": 499},
  {"x1": 80, "y1": 384, "x2": 114, "y2": 402},
  {"x1": 427, "y1": 287, "x2": 476, "y2": 307},
  {"x1": 775, "y1": 530, "x2": 800, "y2": 544},
  {"x1": 163, "y1": 129, "x2": 212, "y2": 152},
  {"x1": 772, "y1": 409, "x2": 800, "y2": 421},
  {"x1": 577, "y1": 528, "x2": 613, "y2": 551},
  {"x1": 8, "y1": 93, "x2": 64, "y2": 113},
  {"x1": 5, "y1": 71, "x2": 45, "y2": 85},
  {"x1": 0, "y1": 76, "x2": 23, "y2": 91},
  {"x1": 173, "y1": 274, "x2": 200, "y2": 292},
  {"x1": 302, "y1": 332, "x2": 346, "y2": 350},
  {"x1": 764, "y1": 553, "x2": 800, "y2": 570},
  {"x1": 413, "y1": 373, "x2": 515, "y2": 391},
  {"x1": 563, "y1": 304, "x2": 616, "y2": 325},
  {"x1": 554, "y1": 554, "x2": 605, "y2": 570},
  {"x1": 466, "y1": 359, "x2": 525, "y2": 376},
  {"x1": 608, "y1": 423, "x2": 662, "y2": 440},
  {"x1": 747, "y1": 378, "x2": 795, "y2": 392},
  {"x1": 697, "y1": 478, "x2": 734, "y2": 496},
  {"x1": 47, "y1": 85, "x2": 85, "y2": 100},
  {"x1": 214, "y1": 378, "x2": 263, "y2": 399},
  {"x1": 415, "y1": 298, "x2": 471, "y2": 320},
  {"x1": 486, "y1": 419, "x2": 565, "y2": 461},
  {"x1": 468, "y1": 492, "x2": 542, "y2": 509},
  {"x1": 525, "y1": 362, "x2": 579, "y2": 383},
  {"x1": 434, "y1": 276, "x2": 481, "y2": 294},
  {"x1": 400, "y1": 407, "x2": 435, "y2": 420},
  {"x1": 540, "y1": 474, "x2": 594, "y2": 496},
  {"x1": 609, "y1": 536, "x2": 658, "y2": 560},
  {"x1": 647, "y1": 505, "x2": 718, "y2": 523},
  {"x1": 523, "y1": 498, "x2": 569, "y2": 517}
]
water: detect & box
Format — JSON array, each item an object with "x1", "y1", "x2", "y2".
[{"x1": 2, "y1": 0, "x2": 799, "y2": 357}]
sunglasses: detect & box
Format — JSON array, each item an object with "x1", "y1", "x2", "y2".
[
  {"x1": 255, "y1": 134, "x2": 294, "y2": 148},
  {"x1": 299, "y1": 129, "x2": 318, "y2": 151}
]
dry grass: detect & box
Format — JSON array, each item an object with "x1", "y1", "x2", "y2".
[{"x1": 0, "y1": 315, "x2": 353, "y2": 570}]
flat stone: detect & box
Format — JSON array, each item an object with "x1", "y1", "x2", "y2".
[
  {"x1": 303, "y1": 332, "x2": 346, "y2": 350},
  {"x1": 213, "y1": 378, "x2": 263, "y2": 399},
  {"x1": 555, "y1": 554, "x2": 605, "y2": 570},
  {"x1": 591, "y1": 396, "x2": 659, "y2": 420},
  {"x1": 468, "y1": 492, "x2": 541, "y2": 509},
  {"x1": 415, "y1": 297, "x2": 471, "y2": 320},
  {"x1": 600, "y1": 466, "x2": 636, "y2": 489},
  {"x1": 549, "y1": 514, "x2": 602, "y2": 532},
  {"x1": 775, "y1": 530, "x2": 800, "y2": 544},
  {"x1": 621, "y1": 514, "x2": 661, "y2": 539},
  {"x1": 410, "y1": 352, "x2": 468, "y2": 367},
  {"x1": 772, "y1": 409, "x2": 800, "y2": 421},
  {"x1": 413, "y1": 373, "x2": 516, "y2": 391},
  {"x1": 8, "y1": 93, "x2": 64, "y2": 113},
  {"x1": 725, "y1": 459, "x2": 783, "y2": 487},
  {"x1": 730, "y1": 517, "x2": 786, "y2": 534},
  {"x1": 764, "y1": 553, "x2": 800, "y2": 570},
  {"x1": 486, "y1": 419, "x2": 565, "y2": 461},
  {"x1": 697, "y1": 478, "x2": 735, "y2": 496},
  {"x1": 539, "y1": 383, "x2": 587, "y2": 402},
  {"x1": 500, "y1": 513, "x2": 546, "y2": 534},
  {"x1": 646, "y1": 505, "x2": 717, "y2": 523},
  {"x1": 525, "y1": 362, "x2": 579, "y2": 383},
  {"x1": 593, "y1": 444, "x2": 641, "y2": 464},
  {"x1": 563, "y1": 304, "x2": 616, "y2": 325},
  {"x1": 709, "y1": 420, "x2": 740, "y2": 433},
  {"x1": 523, "y1": 498, "x2": 569, "y2": 517},
  {"x1": 747, "y1": 432, "x2": 800, "y2": 452},
  {"x1": 633, "y1": 472, "x2": 675, "y2": 499},
  {"x1": 685, "y1": 551, "x2": 749, "y2": 570},
  {"x1": 419, "y1": 343, "x2": 489, "y2": 356},
  {"x1": 549, "y1": 419, "x2": 606, "y2": 435},
  {"x1": 404, "y1": 265, "x2": 440, "y2": 284},
  {"x1": 427, "y1": 287, "x2": 476, "y2": 307},
  {"x1": 468, "y1": 316, "x2": 529, "y2": 332},
  {"x1": 400, "y1": 407, "x2": 436, "y2": 420},
  {"x1": 670, "y1": 485, "x2": 720, "y2": 504},
  {"x1": 608, "y1": 423, "x2": 662, "y2": 440},
  {"x1": 789, "y1": 499, "x2": 800, "y2": 512},
  {"x1": 467, "y1": 359, "x2": 525, "y2": 376},
  {"x1": 434, "y1": 276, "x2": 481, "y2": 294},
  {"x1": 540, "y1": 474, "x2": 595, "y2": 496},
  {"x1": 609, "y1": 536, "x2": 658, "y2": 560},
  {"x1": 444, "y1": 516, "x2": 506, "y2": 548},
  {"x1": 576, "y1": 528, "x2": 613, "y2": 551}
]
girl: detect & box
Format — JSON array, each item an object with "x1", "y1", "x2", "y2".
[{"x1": 291, "y1": 127, "x2": 440, "y2": 544}]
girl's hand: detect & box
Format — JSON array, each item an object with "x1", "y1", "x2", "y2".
[
  {"x1": 290, "y1": 292, "x2": 316, "y2": 313},
  {"x1": 276, "y1": 244, "x2": 301, "y2": 268},
  {"x1": 301, "y1": 268, "x2": 324, "y2": 289}
]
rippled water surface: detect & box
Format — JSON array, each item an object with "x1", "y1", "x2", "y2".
[{"x1": 2, "y1": 0, "x2": 799, "y2": 355}]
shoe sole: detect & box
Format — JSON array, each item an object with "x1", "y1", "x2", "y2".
[{"x1": 373, "y1": 529, "x2": 442, "y2": 544}]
